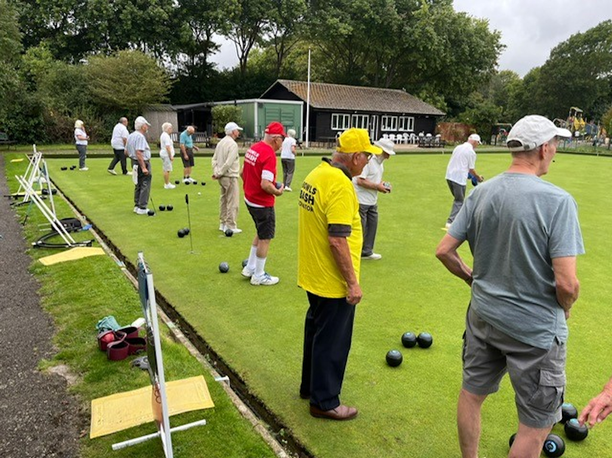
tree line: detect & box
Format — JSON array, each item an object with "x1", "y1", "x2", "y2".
[{"x1": 0, "y1": 0, "x2": 611, "y2": 144}]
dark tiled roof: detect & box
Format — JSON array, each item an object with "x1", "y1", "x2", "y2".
[{"x1": 269, "y1": 80, "x2": 445, "y2": 116}]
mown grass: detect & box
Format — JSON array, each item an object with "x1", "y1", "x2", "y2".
[
  {"x1": 4, "y1": 156, "x2": 277, "y2": 458},
  {"x1": 7, "y1": 150, "x2": 612, "y2": 457}
]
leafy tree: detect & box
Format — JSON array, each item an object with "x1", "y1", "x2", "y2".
[
  {"x1": 530, "y1": 20, "x2": 612, "y2": 120},
  {"x1": 16, "y1": 0, "x2": 181, "y2": 61},
  {"x1": 0, "y1": 0, "x2": 23, "y2": 131},
  {"x1": 457, "y1": 92, "x2": 503, "y2": 144},
  {"x1": 262, "y1": 0, "x2": 307, "y2": 78},
  {"x1": 86, "y1": 50, "x2": 172, "y2": 115},
  {"x1": 226, "y1": 0, "x2": 272, "y2": 76},
  {"x1": 211, "y1": 105, "x2": 243, "y2": 135}
]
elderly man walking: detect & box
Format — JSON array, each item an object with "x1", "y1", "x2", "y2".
[
  {"x1": 212, "y1": 122, "x2": 243, "y2": 234},
  {"x1": 353, "y1": 137, "x2": 395, "y2": 260},
  {"x1": 180, "y1": 125, "x2": 199, "y2": 183},
  {"x1": 108, "y1": 117, "x2": 129, "y2": 175},
  {"x1": 299, "y1": 128, "x2": 382, "y2": 420},
  {"x1": 445, "y1": 133, "x2": 483, "y2": 229},
  {"x1": 240, "y1": 122, "x2": 286, "y2": 286},
  {"x1": 126, "y1": 116, "x2": 153, "y2": 215},
  {"x1": 436, "y1": 115, "x2": 583, "y2": 458}
]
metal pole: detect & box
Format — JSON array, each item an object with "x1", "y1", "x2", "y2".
[{"x1": 305, "y1": 48, "x2": 311, "y2": 150}]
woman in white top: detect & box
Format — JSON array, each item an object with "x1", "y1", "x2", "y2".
[
  {"x1": 74, "y1": 120, "x2": 89, "y2": 171},
  {"x1": 280, "y1": 128, "x2": 298, "y2": 191},
  {"x1": 159, "y1": 122, "x2": 175, "y2": 189}
]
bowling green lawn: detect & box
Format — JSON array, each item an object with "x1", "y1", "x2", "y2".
[{"x1": 6, "y1": 150, "x2": 612, "y2": 457}]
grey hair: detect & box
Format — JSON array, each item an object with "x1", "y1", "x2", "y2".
[
  {"x1": 119, "y1": 117, "x2": 128, "y2": 123},
  {"x1": 162, "y1": 122, "x2": 173, "y2": 133}
]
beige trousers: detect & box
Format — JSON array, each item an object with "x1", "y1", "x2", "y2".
[{"x1": 219, "y1": 176, "x2": 239, "y2": 229}]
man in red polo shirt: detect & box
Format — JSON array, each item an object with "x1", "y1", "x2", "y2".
[{"x1": 241, "y1": 122, "x2": 286, "y2": 285}]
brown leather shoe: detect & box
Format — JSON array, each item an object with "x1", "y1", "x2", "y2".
[{"x1": 310, "y1": 404, "x2": 358, "y2": 421}]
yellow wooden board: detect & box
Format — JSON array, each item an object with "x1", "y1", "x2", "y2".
[
  {"x1": 10, "y1": 158, "x2": 24, "y2": 163},
  {"x1": 90, "y1": 375, "x2": 214, "y2": 438},
  {"x1": 39, "y1": 247, "x2": 104, "y2": 266}
]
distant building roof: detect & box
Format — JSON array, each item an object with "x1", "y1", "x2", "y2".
[{"x1": 263, "y1": 80, "x2": 445, "y2": 116}]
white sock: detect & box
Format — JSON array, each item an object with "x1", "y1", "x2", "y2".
[
  {"x1": 247, "y1": 246, "x2": 257, "y2": 270},
  {"x1": 255, "y1": 256, "x2": 267, "y2": 277}
]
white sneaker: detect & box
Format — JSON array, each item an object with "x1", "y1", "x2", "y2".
[
  {"x1": 79, "y1": 167, "x2": 89, "y2": 171},
  {"x1": 250, "y1": 272, "x2": 279, "y2": 286},
  {"x1": 241, "y1": 266, "x2": 255, "y2": 278},
  {"x1": 136, "y1": 208, "x2": 150, "y2": 215},
  {"x1": 133, "y1": 206, "x2": 139, "y2": 213},
  {"x1": 164, "y1": 183, "x2": 176, "y2": 189},
  {"x1": 445, "y1": 222, "x2": 452, "y2": 229},
  {"x1": 188, "y1": 177, "x2": 197, "y2": 183},
  {"x1": 228, "y1": 228, "x2": 242, "y2": 234},
  {"x1": 362, "y1": 253, "x2": 382, "y2": 260},
  {"x1": 219, "y1": 224, "x2": 227, "y2": 232},
  {"x1": 107, "y1": 169, "x2": 117, "y2": 175},
  {"x1": 183, "y1": 178, "x2": 190, "y2": 184},
  {"x1": 126, "y1": 171, "x2": 133, "y2": 176},
  {"x1": 284, "y1": 187, "x2": 292, "y2": 192}
]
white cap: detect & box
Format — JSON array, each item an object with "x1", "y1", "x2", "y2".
[
  {"x1": 225, "y1": 122, "x2": 243, "y2": 134},
  {"x1": 468, "y1": 133, "x2": 481, "y2": 144},
  {"x1": 374, "y1": 138, "x2": 396, "y2": 155},
  {"x1": 507, "y1": 115, "x2": 571, "y2": 151},
  {"x1": 134, "y1": 116, "x2": 151, "y2": 129}
]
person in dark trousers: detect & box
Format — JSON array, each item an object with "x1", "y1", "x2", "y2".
[
  {"x1": 126, "y1": 116, "x2": 153, "y2": 214},
  {"x1": 108, "y1": 117, "x2": 129, "y2": 175},
  {"x1": 298, "y1": 128, "x2": 382, "y2": 421}
]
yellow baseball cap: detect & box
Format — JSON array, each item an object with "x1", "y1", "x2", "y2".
[{"x1": 337, "y1": 128, "x2": 383, "y2": 155}]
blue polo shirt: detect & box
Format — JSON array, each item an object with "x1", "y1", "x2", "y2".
[{"x1": 180, "y1": 130, "x2": 193, "y2": 148}]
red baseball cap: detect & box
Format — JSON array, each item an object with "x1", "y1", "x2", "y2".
[{"x1": 265, "y1": 122, "x2": 287, "y2": 137}]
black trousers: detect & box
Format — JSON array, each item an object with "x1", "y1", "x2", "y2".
[
  {"x1": 300, "y1": 291, "x2": 356, "y2": 410},
  {"x1": 108, "y1": 148, "x2": 127, "y2": 174}
]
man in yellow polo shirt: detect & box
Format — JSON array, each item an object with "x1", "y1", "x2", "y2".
[{"x1": 298, "y1": 128, "x2": 382, "y2": 421}]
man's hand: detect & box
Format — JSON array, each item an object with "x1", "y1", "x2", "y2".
[
  {"x1": 346, "y1": 283, "x2": 363, "y2": 305},
  {"x1": 579, "y1": 381, "x2": 612, "y2": 427},
  {"x1": 142, "y1": 167, "x2": 149, "y2": 175}
]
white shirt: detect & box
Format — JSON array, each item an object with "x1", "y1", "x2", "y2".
[
  {"x1": 111, "y1": 123, "x2": 129, "y2": 150},
  {"x1": 75, "y1": 128, "x2": 88, "y2": 145},
  {"x1": 353, "y1": 155, "x2": 384, "y2": 206},
  {"x1": 159, "y1": 132, "x2": 174, "y2": 158},
  {"x1": 280, "y1": 137, "x2": 297, "y2": 159},
  {"x1": 445, "y1": 142, "x2": 476, "y2": 185}
]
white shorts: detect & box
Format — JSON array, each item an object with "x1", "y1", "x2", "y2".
[{"x1": 161, "y1": 155, "x2": 173, "y2": 172}]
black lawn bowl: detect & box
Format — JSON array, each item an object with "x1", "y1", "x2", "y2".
[
  {"x1": 242, "y1": 259, "x2": 248, "y2": 268},
  {"x1": 185, "y1": 181, "x2": 190, "y2": 185},
  {"x1": 564, "y1": 419, "x2": 588, "y2": 442},
  {"x1": 61, "y1": 166, "x2": 68, "y2": 171},
  {"x1": 275, "y1": 182, "x2": 282, "y2": 189},
  {"x1": 401, "y1": 332, "x2": 417, "y2": 348},
  {"x1": 177, "y1": 229, "x2": 186, "y2": 238},
  {"x1": 159, "y1": 205, "x2": 166, "y2": 211},
  {"x1": 560, "y1": 403, "x2": 578, "y2": 424},
  {"x1": 542, "y1": 434, "x2": 565, "y2": 457},
  {"x1": 147, "y1": 210, "x2": 155, "y2": 216},
  {"x1": 225, "y1": 229, "x2": 234, "y2": 237},
  {"x1": 192, "y1": 180, "x2": 198, "y2": 185},
  {"x1": 167, "y1": 205, "x2": 174, "y2": 211},
  {"x1": 416, "y1": 332, "x2": 433, "y2": 349},
  {"x1": 70, "y1": 166, "x2": 76, "y2": 170},
  {"x1": 183, "y1": 228, "x2": 190, "y2": 235},
  {"x1": 509, "y1": 433, "x2": 516, "y2": 448},
  {"x1": 41, "y1": 188, "x2": 57, "y2": 195},
  {"x1": 385, "y1": 350, "x2": 403, "y2": 367},
  {"x1": 201, "y1": 181, "x2": 206, "y2": 186},
  {"x1": 175, "y1": 180, "x2": 180, "y2": 185},
  {"x1": 219, "y1": 262, "x2": 230, "y2": 273}
]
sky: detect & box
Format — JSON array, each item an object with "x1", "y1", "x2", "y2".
[{"x1": 210, "y1": 1, "x2": 612, "y2": 78}]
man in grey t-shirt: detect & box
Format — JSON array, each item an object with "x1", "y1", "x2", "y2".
[
  {"x1": 126, "y1": 116, "x2": 152, "y2": 215},
  {"x1": 436, "y1": 115, "x2": 584, "y2": 458}
]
